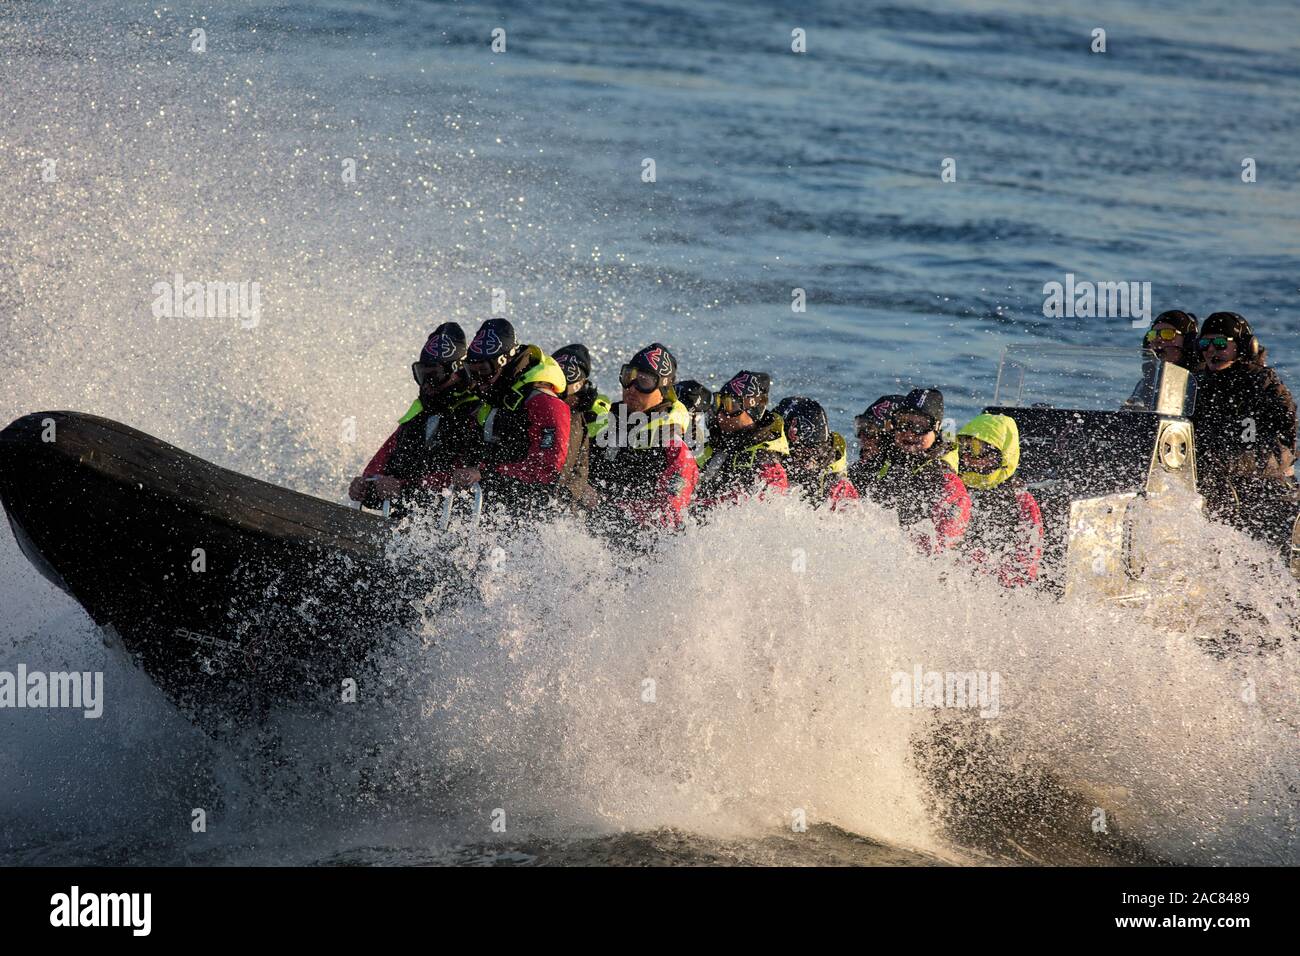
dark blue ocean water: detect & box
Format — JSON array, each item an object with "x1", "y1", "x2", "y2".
[
  {"x1": 5, "y1": 0, "x2": 1300, "y2": 452},
  {"x1": 1, "y1": 0, "x2": 1298, "y2": 866}
]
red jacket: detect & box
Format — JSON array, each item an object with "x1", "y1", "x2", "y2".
[
  {"x1": 644, "y1": 440, "x2": 699, "y2": 527},
  {"x1": 693, "y1": 413, "x2": 790, "y2": 510},
  {"x1": 486, "y1": 389, "x2": 571, "y2": 486},
  {"x1": 854, "y1": 449, "x2": 971, "y2": 554},
  {"x1": 826, "y1": 475, "x2": 860, "y2": 511},
  {"x1": 964, "y1": 486, "x2": 1044, "y2": 588},
  {"x1": 360, "y1": 392, "x2": 480, "y2": 502}
]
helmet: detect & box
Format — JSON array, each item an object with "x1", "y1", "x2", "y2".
[
  {"x1": 419, "y1": 322, "x2": 467, "y2": 364},
  {"x1": 676, "y1": 379, "x2": 711, "y2": 414},
  {"x1": 1199, "y1": 311, "x2": 1260, "y2": 361},
  {"x1": 855, "y1": 394, "x2": 905, "y2": 435},
  {"x1": 1149, "y1": 309, "x2": 1198, "y2": 340},
  {"x1": 895, "y1": 387, "x2": 945, "y2": 431},
  {"x1": 413, "y1": 322, "x2": 467, "y2": 389},
  {"x1": 716, "y1": 370, "x2": 771, "y2": 417},
  {"x1": 620, "y1": 343, "x2": 677, "y2": 394},
  {"x1": 774, "y1": 396, "x2": 830, "y2": 447},
  {"x1": 552, "y1": 343, "x2": 592, "y2": 386},
  {"x1": 467, "y1": 317, "x2": 519, "y2": 367}
]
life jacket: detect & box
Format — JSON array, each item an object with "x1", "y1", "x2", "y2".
[
  {"x1": 858, "y1": 437, "x2": 964, "y2": 533},
  {"x1": 695, "y1": 412, "x2": 789, "y2": 500},
  {"x1": 474, "y1": 346, "x2": 568, "y2": 461},
  {"x1": 956, "y1": 413, "x2": 1042, "y2": 584},
  {"x1": 1193, "y1": 361, "x2": 1298, "y2": 487},
  {"x1": 569, "y1": 382, "x2": 613, "y2": 439},
  {"x1": 590, "y1": 398, "x2": 690, "y2": 499},
  {"x1": 787, "y1": 431, "x2": 850, "y2": 501},
  {"x1": 561, "y1": 392, "x2": 610, "y2": 511},
  {"x1": 473, "y1": 346, "x2": 592, "y2": 509},
  {"x1": 386, "y1": 390, "x2": 480, "y2": 482}
]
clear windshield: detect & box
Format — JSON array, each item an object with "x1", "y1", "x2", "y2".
[{"x1": 992, "y1": 345, "x2": 1195, "y2": 415}]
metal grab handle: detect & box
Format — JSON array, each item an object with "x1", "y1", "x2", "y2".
[
  {"x1": 351, "y1": 476, "x2": 394, "y2": 518},
  {"x1": 468, "y1": 482, "x2": 483, "y2": 526},
  {"x1": 438, "y1": 482, "x2": 483, "y2": 531}
]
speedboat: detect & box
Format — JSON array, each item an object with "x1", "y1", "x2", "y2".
[
  {"x1": 1, "y1": 346, "x2": 1290, "y2": 732},
  {"x1": 0, "y1": 411, "x2": 416, "y2": 733}
]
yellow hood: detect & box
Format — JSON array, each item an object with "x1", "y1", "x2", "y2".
[
  {"x1": 519, "y1": 346, "x2": 567, "y2": 394},
  {"x1": 957, "y1": 413, "x2": 1020, "y2": 491}
]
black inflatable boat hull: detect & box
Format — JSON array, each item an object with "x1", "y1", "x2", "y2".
[{"x1": 0, "y1": 411, "x2": 404, "y2": 732}]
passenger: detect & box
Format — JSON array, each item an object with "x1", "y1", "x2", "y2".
[
  {"x1": 552, "y1": 344, "x2": 612, "y2": 438},
  {"x1": 589, "y1": 343, "x2": 698, "y2": 530},
  {"x1": 856, "y1": 388, "x2": 970, "y2": 553},
  {"x1": 552, "y1": 343, "x2": 611, "y2": 510},
  {"x1": 453, "y1": 318, "x2": 584, "y2": 514},
  {"x1": 694, "y1": 371, "x2": 789, "y2": 508},
  {"x1": 675, "y1": 379, "x2": 712, "y2": 456},
  {"x1": 1191, "y1": 312, "x2": 1299, "y2": 550},
  {"x1": 1125, "y1": 309, "x2": 1199, "y2": 409},
  {"x1": 956, "y1": 414, "x2": 1044, "y2": 588},
  {"x1": 847, "y1": 394, "x2": 904, "y2": 486},
  {"x1": 349, "y1": 323, "x2": 478, "y2": 511},
  {"x1": 773, "y1": 396, "x2": 859, "y2": 509}
]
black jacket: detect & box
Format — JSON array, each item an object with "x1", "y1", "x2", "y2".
[
  {"x1": 1191, "y1": 360, "x2": 1299, "y2": 546},
  {"x1": 1193, "y1": 362, "x2": 1296, "y2": 483}
]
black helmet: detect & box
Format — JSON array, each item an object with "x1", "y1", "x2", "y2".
[
  {"x1": 552, "y1": 343, "x2": 592, "y2": 385},
  {"x1": 717, "y1": 370, "x2": 771, "y2": 418},
  {"x1": 896, "y1": 387, "x2": 945, "y2": 430},
  {"x1": 774, "y1": 396, "x2": 830, "y2": 447},
  {"x1": 419, "y1": 322, "x2": 467, "y2": 364},
  {"x1": 467, "y1": 317, "x2": 519, "y2": 367},
  {"x1": 413, "y1": 322, "x2": 468, "y2": 389},
  {"x1": 676, "y1": 379, "x2": 711, "y2": 414},
  {"x1": 855, "y1": 394, "x2": 906, "y2": 433},
  {"x1": 1200, "y1": 311, "x2": 1260, "y2": 361},
  {"x1": 630, "y1": 343, "x2": 677, "y2": 384},
  {"x1": 1150, "y1": 310, "x2": 1198, "y2": 340},
  {"x1": 619, "y1": 343, "x2": 677, "y2": 395}
]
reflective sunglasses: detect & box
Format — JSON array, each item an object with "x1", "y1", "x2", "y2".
[
  {"x1": 1144, "y1": 328, "x2": 1183, "y2": 344},
  {"x1": 1198, "y1": 336, "x2": 1233, "y2": 350}
]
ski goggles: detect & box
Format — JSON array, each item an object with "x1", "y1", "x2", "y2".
[
  {"x1": 412, "y1": 361, "x2": 460, "y2": 388},
  {"x1": 619, "y1": 365, "x2": 661, "y2": 394},
  {"x1": 1198, "y1": 336, "x2": 1233, "y2": 350},
  {"x1": 958, "y1": 435, "x2": 1002, "y2": 469},
  {"x1": 854, "y1": 414, "x2": 890, "y2": 438},
  {"x1": 715, "y1": 392, "x2": 763, "y2": 416},
  {"x1": 464, "y1": 360, "x2": 505, "y2": 385},
  {"x1": 1144, "y1": 328, "x2": 1184, "y2": 345},
  {"x1": 890, "y1": 413, "x2": 935, "y2": 436}
]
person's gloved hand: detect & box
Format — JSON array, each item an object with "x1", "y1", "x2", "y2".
[
  {"x1": 451, "y1": 466, "x2": 482, "y2": 489},
  {"x1": 348, "y1": 475, "x2": 401, "y2": 504}
]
